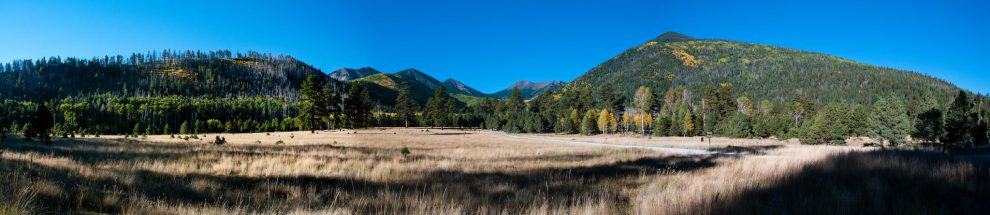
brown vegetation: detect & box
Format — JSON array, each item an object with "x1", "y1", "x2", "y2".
[{"x1": 1, "y1": 128, "x2": 987, "y2": 214}]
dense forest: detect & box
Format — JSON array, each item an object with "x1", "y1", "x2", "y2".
[{"x1": 1, "y1": 32, "x2": 989, "y2": 148}]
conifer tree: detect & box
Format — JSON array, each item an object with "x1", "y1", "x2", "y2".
[
  {"x1": 944, "y1": 91, "x2": 973, "y2": 145},
  {"x1": 395, "y1": 82, "x2": 418, "y2": 127},
  {"x1": 32, "y1": 103, "x2": 54, "y2": 144},
  {"x1": 179, "y1": 120, "x2": 190, "y2": 135},
  {"x1": 868, "y1": 96, "x2": 912, "y2": 147},
  {"x1": 581, "y1": 109, "x2": 598, "y2": 135},
  {"x1": 300, "y1": 74, "x2": 326, "y2": 133},
  {"x1": 914, "y1": 108, "x2": 945, "y2": 144}
]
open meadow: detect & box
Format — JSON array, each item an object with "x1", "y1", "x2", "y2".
[{"x1": 1, "y1": 128, "x2": 988, "y2": 214}]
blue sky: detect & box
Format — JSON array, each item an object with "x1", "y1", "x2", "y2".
[{"x1": 1, "y1": 0, "x2": 987, "y2": 94}]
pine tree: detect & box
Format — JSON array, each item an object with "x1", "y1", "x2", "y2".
[
  {"x1": 133, "y1": 123, "x2": 143, "y2": 137},
  {"x1": 507, "y1": 88, "x2": 526, "y2": 115},
  {"x1": 395, "y1": 83, "x2": 417, "y2": 128},
  {"x1": 32, "y1": 103, "x2": 54, "y2": 144},
  {"x1": 179, "y1": 121, "x2": 190, "y2": 134},
  {"x1": 300, "y1": 74, "x2": 326, "y2": 133},
  {"x1": 868, "y1": 96, "x2": 912, "y2": 147},
  {"x1": 581, "y1": 109, "x2": 598, "y2": 135},
  {"x1": 973, "y1": 111, "x2": 990, "y2": 145},
  {"x1": 424, "y1": 85, "x2": 451, "y2": 128},
  {"x1": 568, "y1": 109, "x2": 581, "y2": 134},
  {"x1": 914, "y1": 108, "x2": 945, "y2": 144},
  {"x1": 322, "y1": 82, "x2": 342, "y2": 129},
  {"x1": 344, "y1": 82, "x2": 369, "y2": 128},
  {"x1": 799, "y1": 104, "x2": 848, "y2": 145},
  {"x1": 943, "y1": 91, "x2": 973, "y2": 145}
]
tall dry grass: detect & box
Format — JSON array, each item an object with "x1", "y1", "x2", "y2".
[
  {"x1": 633, "y1": 146, "x2": 990, "y2": 214},
  {"x1": 2, "y1": 128, "x2": 987, "y2": 214},
  {"x1": 0, "y1": 128, "x2": 703, "y2": 214}
]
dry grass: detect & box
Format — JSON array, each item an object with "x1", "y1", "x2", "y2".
[
  {"x1": 0, "y1": 128, "x2": 696, "y2": 214},
  {"x1": 1, "y1": 128, "x2": 987, "y2": 214}
]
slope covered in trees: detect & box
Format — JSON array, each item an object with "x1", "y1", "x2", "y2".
[
  {"x1": 0, "y1": 50, "x2": 329, "y2": 100},
  {"x1": 554, "y1": 32, "x2": 960, "y2": 110}
]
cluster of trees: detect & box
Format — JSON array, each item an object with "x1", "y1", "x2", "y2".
[
  {"x1": 570, "y1": 38, "x2": 959, "y2": 111},
  {"x1": 0, "y1": 95, "x2": 303, "y2": 137},
  {"x1": 298, "y1": 74, "x2": 374, "y2": 132},
  {"x1": 0, "y1": 50, "x2": 325, "y2": 101},
  {"x1": 1, "y1": 48, "x2": 986, "y2": 149},
  {"x1": 471, "y1": 81, "x2": 989, "y2": 148}
]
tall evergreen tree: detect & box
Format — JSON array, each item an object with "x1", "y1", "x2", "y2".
[
  {"x1": 507, "y1": 88, "x2": 526, "y2": 115},
  {"x1": 581, "y1": 109, "x2": 598, "y2": 135},
  {"x1": 344, "y1": 82, "x2": 371, "y2": 128},
  {"x1": 179, "y1": 121, "x2": 190, "y2": 135},
  {"x1": 322, "y1": 82, "x2": 342, "y2": 129},
  {"x1": 32, "y1": 103, "x2": 54, "y2": 144},
  {"x1": 914, "y1": 108, "x2": 945, "y2": 144},
  {"x1": 300, "y1": 74, "x2": 326, "y2": 133},
  {"x1": 395, "y1": 82, "x2": 418, "y2": 127},
  {"x1": 943, "y1": 91, "x2": 973, "y2": 145},
  {"x1": 868, "y1": 96, "x2": 913, "y2": 147}
]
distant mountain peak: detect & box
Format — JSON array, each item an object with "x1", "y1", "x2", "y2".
[
  {"x1": 442, "y1": 78, "x2": 485, "y2": 96},
  {"x1": 493, "y1": 80, "x2": 565, "y2": 99},
  {"x1": 653, "y1": 31, "x2": 695, "y2": 43},
  {"x1": 329, "y1": 67, "x2": 381, "y2": 81},
  {"x1": 394, "y1": 68, "x2": 443, "y2": 90},
  {"x1": 509, "y1": 80, "x2": 564, "y2": 90}
]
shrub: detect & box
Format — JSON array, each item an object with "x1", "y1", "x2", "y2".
[
  {"x1": 275, "y1": 140, "x2": 285, "y2": 145},
  {"x1": 214, "y1": 136, "x2": 227, "y2": 145},
  {"x1": 401, "y1": 146, "x2": 411, "y2": 157}
]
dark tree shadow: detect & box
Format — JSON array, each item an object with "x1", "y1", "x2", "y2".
[
  {"x1": 707, "y1": 145, "x2": 784, "y2": 155},
  {"x1": 695, "y1": 150, "x2": 990, "y2": 215}
]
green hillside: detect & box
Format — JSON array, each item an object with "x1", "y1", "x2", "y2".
[
  {"x1": 551, "y1": 32, "x2": 960, "y2": 110},
  {"x1": 351, "y1": 69, "x2": 485, "y2": 106},
  {"x1": 351, "y1": 73, "x2": 437, "y2": 107},
  {"x1": 0, "y1": 50, "x2": 331, "y2": 100}
]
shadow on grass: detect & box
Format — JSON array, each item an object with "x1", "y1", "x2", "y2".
[
  {"x1": 707, "y1": 145, "x2": 784, "y2": 155},
  {"x1": 696, "y1": 149, "x2": 990, "y2": 215},
  {"x1": 0, "y1": 137, "x2": 718, "y2": 214}
]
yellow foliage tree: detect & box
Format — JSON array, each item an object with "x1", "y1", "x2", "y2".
[{"x1": 598, "y1": 109, "x2": 611, "y2": 135}]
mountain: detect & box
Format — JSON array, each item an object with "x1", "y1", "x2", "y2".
[
  {"x1": 543, "y1": 31, "x2": 960, "y2": 109},
  {"x1": 394, "y1": 69, "x2": 443, "y2": 90},
  {"x1": 491, "y1": 80, "x2": 566, "y2": 99},
  {"x1": 329, "y1": 67, "x2": 381, "y2": 81},
  {"x1": 0, "y1": 50, "x2": 332, "y2": 100},
  {"x1": 351, "y1": 73, "x2": 436, "y2": 107},
  {"x1": 352, "y1": 68, "x2": 487, "y2": 106},
  {"x1": 442, "y1": 79, "x2": 486, "y2": 97}
]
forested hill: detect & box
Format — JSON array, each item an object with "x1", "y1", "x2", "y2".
[
  {"x1": 0, "y1": 50, "x2": 331, "y2": 101},
  {"x1": 554, "y1": 32, "x2": 962, "y2": 109}
]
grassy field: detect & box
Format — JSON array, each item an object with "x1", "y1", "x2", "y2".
[{"x1": 0, "y1": 128, "x2": 988, "y2": 214}]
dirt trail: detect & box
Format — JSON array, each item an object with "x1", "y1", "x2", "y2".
[{"x1": 505, "y1": 134, "x2": 718, "y2": 155}]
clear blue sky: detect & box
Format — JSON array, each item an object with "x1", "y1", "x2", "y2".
[{"x1": 1, "y1": 0, "x2": 987, "y2": 94}]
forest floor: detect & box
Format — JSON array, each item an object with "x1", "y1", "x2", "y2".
[{"x1": 1, "y1": 128, "x2": 988, "y2": 214}]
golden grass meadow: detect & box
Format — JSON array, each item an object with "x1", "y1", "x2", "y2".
[{"x1": 0, "y1": 128, "x2": 987, "y2": 214}]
